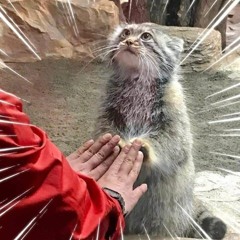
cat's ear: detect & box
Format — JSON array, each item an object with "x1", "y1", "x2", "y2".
[{"x1": 167, "y1": 37, "x2": 184, "y2": 60}]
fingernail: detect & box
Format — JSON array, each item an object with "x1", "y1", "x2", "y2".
[
  {"x1": 123, "y1": 144, "x2": 131, "y2": 153},
  {"x1": 88, "y1": 139, "x2": 94, "y2": 144},
  {"x1": 112, "y1": 135, "x2": 120, "y2": 142},
  {"x1": 103, "y1": 133, "x2": 112, "y2": 140},
  {"x1": 133, "y1": 139, "x2": 142, "y2": 146},
  {"x1": 138, "y1": 151, "x2": 143, "y2": 158},
  {"x1": 113, "y1": 146, "x2": 120, "y2": 153}
]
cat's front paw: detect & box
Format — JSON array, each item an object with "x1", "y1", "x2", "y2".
[
  {"x1": 118, "y1": 138, "x2": 126, "y2": 150},
  {"x1": 129, "y1": 138, "x2": 152, "y2": 162}
]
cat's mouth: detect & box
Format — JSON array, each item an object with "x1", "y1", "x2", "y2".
[{"x1": 121, "y1": 45, "x2": 138, "y2": 55}]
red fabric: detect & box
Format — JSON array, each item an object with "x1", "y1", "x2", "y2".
[{"x1": 0, "y1": 89, "x2": 124, "y2": 240}]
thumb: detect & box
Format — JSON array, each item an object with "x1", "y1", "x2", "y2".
[{"x1": 133, "y1": 183, "x2": 148, "y2": 202}]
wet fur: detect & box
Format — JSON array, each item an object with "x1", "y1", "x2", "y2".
[{"x1": 94, "y1": 23, "x2": 226, "y2": 239}]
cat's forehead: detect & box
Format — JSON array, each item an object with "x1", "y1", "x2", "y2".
[
  {"x1": 125, "y1": 23, "x2": 153, "y2": 34},
  {"x1": 110, "y1": 23, "x2": 156, "y2": 40}
]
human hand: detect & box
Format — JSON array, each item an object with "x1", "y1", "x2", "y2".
[
  {"x1": 67, "y1": 134, "x2": 120, "y2": 180},
  {"x1": 97, "y1": 139, "x2": 147, "y2": 215}
]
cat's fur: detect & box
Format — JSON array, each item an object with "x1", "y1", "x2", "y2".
[{"x1": 95, "y1": 23, "x2": 227, "y2": 239}]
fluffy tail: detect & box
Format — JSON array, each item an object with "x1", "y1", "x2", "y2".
[{"x1": 189, "y1": 198, "x2": 227, "y2": 239}]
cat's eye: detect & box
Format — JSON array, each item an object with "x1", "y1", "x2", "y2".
[
  {"x1": 141, "y1": 32, "x2": 152, "y2": 41},
  {"x1": 121, "y1": 29, "x2": 131, "y2": 38}
]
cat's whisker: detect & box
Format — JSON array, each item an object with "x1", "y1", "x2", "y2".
[
  {"x1": 0, "y1": 187, "x2": 34, "y2": 218},
  {"x1": 163, "y1": 223, "x2": 177, "y2": 239},
  {"x1": 0, "y1": 152, "x2": 18, "y2": 157},
  {"x1": 203, "y1": 0, "x2": 219, "y2": 17},
  {"x1": 208, "y1": 133, "x2": 240, "y2": 137},
  {"x1": 67, "y1": 0, "x2": 79, "y2": 36},
  {"x1": 110, "y1": 49, "x2": 121, "y2": 64},
  {"x1": 194, "y1": 100, "x2": 240, "y2": 115},
  {"x1": 183, "y1": 0, "x2": 198, "y2": 20},
  {"x1": 0, "y1": 61, "x2": 32, "y2": 84},
  {"x1": 142, "y1": 224, "x2": 151, "y2": 240},
  {"x1": 175, "y1": 201, "x2": 212, "y2": 240},
  {"x1": 60, "y1": 1, "x2": 71, "y2": 26},
  {"x1": 188, "y1": 221, "x2": 205, "y2": 239},
  {"x1": 120, "y1": 221, "x2": 124, "y2": 240},
  {"x1": 218, "y1": 111, "x2": 240, "y2": 118},
  {"x1": 14, "y1": 198, "x2": 53, "y2": 240},
  {"x1": 0, "y1": 169, "x2": 30, "y2": 184},
  {"x1": 210, "y1": 151, "x2": 240, "y2": 160},
  {"x1": 144, "y1": 52, "x2": 161, "y2": 77},
  {"x1": 208, "y1": 116, "x2": 240, "y2": 124},
  {"x1": 203, "y1": 41, "x2": 240, "y2": 71},
  {"x1": 0, "y1": 100, "x2": 15, "y2": 106},
  {"x1": 92, "y1": 45, "x2": 118, "y2": 54},
  {"x1": 222, "y1": 35, "x2": 240, "y2": 54},
  {"x1": 217, "y1": 167, "x2": 240, "y2": 177},
  {"x1": 223, "y1": 56, "x2": 240, "y2": 69},
  {"x1": 0, "y1": 164, "x2": 20, "y2": 173},
  {"x1": 189, "y1": 0, "x2": 232, "y2": 49},
  {"x1": 6, "y1": 0, "x2": 21, "y2": 18},
  {"x1": 223, "y1": 128, "x2": 240, "y2": 132},
  {"x1": 0, "y1": 114, "x2": 15, "y2": 119},
  {"x1": 0, "y1": 119, "x2": 33, "y2": 127},
  {"x1": 0, "y1": 48, "x2": 8, "y2": 57},
  {"x1": 161, "y1": 0, "x2": 169, "y2": 21},
  {"x1": 128, "y1": 0, "x2": 133, "y2": 20},
  {"x1": 0, "y1": 6, "x2": 37, "y2": 51},
  {"x1": 205, "y1": 82, "x2": 240, "y2": 99},
  {"x1": 79, "y1": 47, "x2": 118, "y2": 73},
  {"x1": 0, "y1": 146, "x2": 36, "y2": 153},
  {"x1": 0, "y1": 6, "x2": 41, "y2": 60},
  {"x1": 211, "y1": 93, "x2": 240, "y2": 105},
  {"x1": 95, "y1": 218, "x2": 100, "y2": 240},
  {"x1": 69, "y1": 222, "x2": 78, "y2": 240},
  {"x1": 180, "y1": 0, "x2": 238, "y2": 64}
]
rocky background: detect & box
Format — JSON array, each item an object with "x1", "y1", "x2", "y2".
[{"x1": 1, "y1": 0, "x2": 239, "y2": 72}]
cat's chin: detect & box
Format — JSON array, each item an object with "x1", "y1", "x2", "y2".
[{"x1": 114, "y1": 50, "x2": 140, "y2": 71}]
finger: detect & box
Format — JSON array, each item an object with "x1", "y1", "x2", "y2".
[
  {"x1": 118, "y1": 139, "x2": 142, "y2": 175},
  {"x1": 128, "y1": 151, "x2": 144, "y2": 181},
  {"x1": 79, "y1": 133, "x2": 112, "y2": 162},
  {"x1": 67, "y1": 139, "x2": 94, "y2": 161},
  {"x1": 108, "y1": 144, "x2": 131, "y2": 173},
  {"x1": 133, "y1": 184, "x2": 148, "y2": 200},
  {"x1": 89, "y1": 146, "x2": 120, "y2": 180},
  {"x1": 86, "y1": 135, "x2": 120, "y2": 169},
  {"x1": 128, "y1": 184, "x2": 148, "y2": 212}
]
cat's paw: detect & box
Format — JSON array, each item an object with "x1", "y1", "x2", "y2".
[
  {"x1": 129, "y1": 138, "x2": 152, "y2": 162},
  {"x1": 118, "y1": 138, "x2": 126, "y2": 150}
]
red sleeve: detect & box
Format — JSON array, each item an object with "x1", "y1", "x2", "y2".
[{"x1": 0, "y1": 89, "x2": 125, "y2": 240}]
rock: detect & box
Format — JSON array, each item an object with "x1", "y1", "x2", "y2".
[
  {"x1": 157, "y1": 26, "x2": 222, "y2": 72},
  {"x1": 0, "y1": 0, "x2": 119, "y2": 62},
  {"x1": 194, "y1": 0, "x2": 228, "y2": 49},
  {"x1": 0, "y1": 0, "x2": 221, "y2": 72},
  {"x1": 226, "y1": 3, "x2": 240, "y2": 51},
  {"x1": 194, "y1": 171, "x2": 240, "y2": 235}
]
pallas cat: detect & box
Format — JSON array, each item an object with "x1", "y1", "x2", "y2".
[{"x1": 94, "y1": 23, "x2": 227, "y2": 239}]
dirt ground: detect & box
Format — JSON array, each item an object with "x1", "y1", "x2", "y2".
[
  {"x1": 1, "y1": 58, "x2": 240, "y2": 237},
  {"x1": 0, "y1": 59, "x2": 239, "y2": 172}
]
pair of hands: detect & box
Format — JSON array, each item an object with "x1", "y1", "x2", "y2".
[{"x1": 67, "y1": 134, "x2": 147, "y2": 214}]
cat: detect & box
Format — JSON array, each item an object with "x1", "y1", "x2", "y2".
[{"x1": 94, "y1": 22, "x2": 227, "y2": 239}]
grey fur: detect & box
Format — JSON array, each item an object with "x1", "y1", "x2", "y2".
[{"x1": 94, "y1": 23, "x2": 226, "y2": 238}]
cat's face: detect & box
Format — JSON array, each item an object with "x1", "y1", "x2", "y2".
[{"x1": 108, "y1": 23, "x2": 184, "y2": 78}]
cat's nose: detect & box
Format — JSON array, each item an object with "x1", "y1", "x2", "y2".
[{"x1": 126, "y1": 39, "x2": 134, "y2": 46}]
